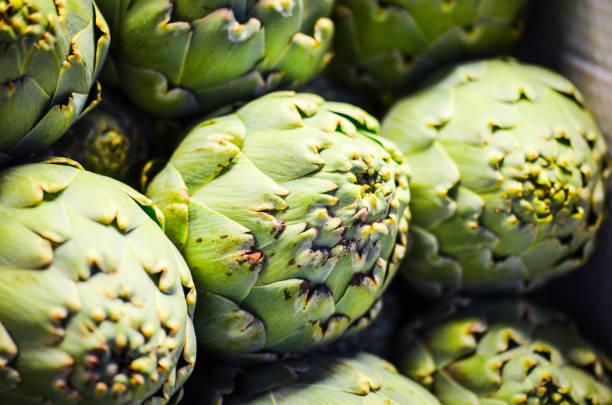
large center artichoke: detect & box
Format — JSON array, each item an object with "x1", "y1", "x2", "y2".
[
  {"x1": 0, "y1": 0, "x2": 110, "y2": 162},
  {"x1": 0, "y1": 158, "x2": 196, "y2": 404},
  {"x1": 96, "y1": 0, "x2": 334, "y2": 117},
  {"x1": 147, "y1": 91, "x2": 411, "y2": 358},
  {"x1": 382, "y1": 59, "x2": 609, "y2": 295},
  {"x1": 184, "y1": 352, "x2": 441, "y2": 404},
  {"x1": 332, "y1": 0, "x2": 528, "y2": 90},
  {"x1": 395, "y1": 299, "x2": 612, "y2": 404}
]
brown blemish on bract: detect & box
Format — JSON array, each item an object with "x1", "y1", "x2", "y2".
[
  {"x1": 299, "y1": 280, "x2": 310, "y2": 296},
  {"x1": 238, "y1": 251, "x2": 263, "y2": 270},
  {"x1": 349, "y1": 272, "x2": 366, "y2": 286},
  {"x1": 272, "y1": 222, "x2": 286, "y2": 238}
]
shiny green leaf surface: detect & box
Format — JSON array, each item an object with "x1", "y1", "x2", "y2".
[
  {"x1": 97, "y1": 0, "x2": 334, "y2": 117},
  {"x1": 147, "y1": 91, "x2": 411, "y2": 358},
  {"x1": 184, "y1": 352, "x2": 441, "y2": 404},
  {"x1": 382, "y1": 59, "x2": 609, "y2": 295},
  {"x1": 395, "y1": 300, "x2": 612, "y2": 405},
  {"x1": 0, "y1": 0, "x2": 110, "y2": 161},
  {"x1": 332, "y1": 0, "x2": 528, "y2": 90},
  {"x1": 0, "y1": 159, "x2": 196, "y2": 404}
]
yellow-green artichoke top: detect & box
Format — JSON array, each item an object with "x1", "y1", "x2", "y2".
[
  {"x1": 0, "y1": 0, "x2": 110, "y2": 162},
  {"x1": 382, "y1": 59, "x2": 609, "y2": 295},
  {"x1": 147, "y1": 91, "x2": 411, "y2": 358},
  {"x1": 184, "y1": 352, "x2": 441, "y2": 404},
  {"x1": 0, "y1": 158, "x2": 196, "y2": 405},
  {"x1": 97, "y1": 0, "x2": 334, "y2": 117},
  {"x1": 395, "y1": 299, "x2": 612, "y2": 405}
]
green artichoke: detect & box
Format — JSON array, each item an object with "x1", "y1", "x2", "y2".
[
  {"x1": 0, "y1": 158, "x2": 197, "y2": 404},
  {"x1": 332, "y1": 0, "x2": 528, "y2": 90},
  {"x1": 96, "y1": 0, "x2": 334, "y2": 117},
  {"x1": 147, "y1": 91, "x2": 411, "y2": 358},
  {"x1": 48, "y1": 92, "x2": 150, "y2": 188},
  {"x1": 395, "y1": 299, "x2": 612, "y2": 404},
  {"x1": 382, "y1": 59, "x2": 609, "y2": 295},
  {"x1": 184, "y1": 352, "x2": 441, "y2": 404},
  {"x1": 0, "y1": 0, "x2": 110, "y2": 162}
]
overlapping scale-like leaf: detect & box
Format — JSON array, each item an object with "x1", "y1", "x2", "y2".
[
  {"x1": 0, "y1": 159, "x2": 196, "y2": 405},
  {"x1": 382, "y1": 59, "x2": 609, "y2": 295},
  {"x1": 0, "y1": 0, "x2": 109, "y2": 162},
  {"x1": 97, "y1": 0, "x2": 334, "y2": 117},
  {"x1": 395, "y1": 300, "x2": 612, "y2": 405},
  {"x1": 183, "y1": 352, "x2": 441, "y2": 404},
  {"x1": 332, "y1": 0, "x2": 528, "y2": 90},
  {"x1": 147, "y1": 91, "x2": 411, "y2": 358}
]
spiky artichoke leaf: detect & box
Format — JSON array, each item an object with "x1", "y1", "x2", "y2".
[
  {"x1": 148, "y1": 91, "x2": 410, "y2": 357},
  {"x1": 396, "y1": 300, "x2": 612, "y2": 405},
  {"x1": 183, "y1": 352, "x2": 441, "y2": 404},
  {"x1": 0, "y1": 0, "x2": 109, "y2": 160},
  {"x1": 97, "y1": 0, "x2": 334, "y2": 116},
  {"x1": 0, "y1": 160, "x2": 196, "y2": 404},
  {"x1": 382, "y1": 59, "x2": 609, "y2": 294},
  {"x1": 332, "y1": 0, "x2": 528, "y2": 89}
]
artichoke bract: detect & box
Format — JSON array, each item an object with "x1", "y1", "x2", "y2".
[
  {"x1": 0, "y1": 0, "x2": 110, "y2": 162},
  {"x1": 184, "y1": 352, "x2": 441, "y2": 404},
  {"x1": 395, "y1": 299, "x2": 612, "y2": 404},
  {"x1": 0, "y1": 159, "x2": 197, "y2": 404},
  {"x1": 382, "y1": 59, "x2": 609, "y2": 295},
  {"x1": 332, "y1": 0, "x2": 528, "y2": 90},
  {"x1": 96, "y1": 0, "x2": 334, "y2": 117},
  {"x1": 147, "y1": 91, "x2": 411, "y2": 358}
]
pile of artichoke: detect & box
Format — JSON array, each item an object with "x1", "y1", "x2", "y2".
[{"x1": 1, "y1": 0, "x2": 611, "y2": 404}]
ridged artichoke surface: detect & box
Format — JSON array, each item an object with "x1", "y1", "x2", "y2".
[
  {"x1": 183, "y1": 352, "x2": 441, "y2": 404},
  {"x1": 332, "y1": 0, "x2": 528, "y2": 90},
  {"x1": 396, "y1": 300, "x2": 612, "y2": 405},
  {"x1": 96, "y1": 0, "x2": 334, "y2": 117},
  {"x1": 147, "y1": 91, "x2": 411, "y2": 358},
  {"x1": 0, "y1": 0, "x2": 110, "y2": 162},
  {"x1": 382, "y1": 59, "x2": 609, "y2": 295},
  {"x1": 49, "y1": 92, "x2": 151, "y2": 187},
  {"x1": 0, "y1": 159, "x2": 197, "y2": 404}
]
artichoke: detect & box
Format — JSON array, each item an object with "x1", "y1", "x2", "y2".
[
  {"x1": 96, "y1": 0, "x2": 334, "y2": 117},
  {"x1": 147, "y1": 91, "x2": 411, "y2": 358},
  {"x1": 382, "y1": 59, "x2": 609, "y2": 295},
  {"x1": 332, "y1": 0, "x2": 528, "y2": 90},
  {"x1": 183, "y1": 352, "x2": 441, "y2": 404},
  {"x1": 0, "y1": 0, "x2": 110, "y2": 162},
  {"x1": 395, "y1": 299, "x2": 612, "y2": 404},
  {"x1": 48, "y1": 92, "x2": 151, "y2": 188},
  {"x1": 0, "y1": 158, "x2": 197, "y2": 404}
]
